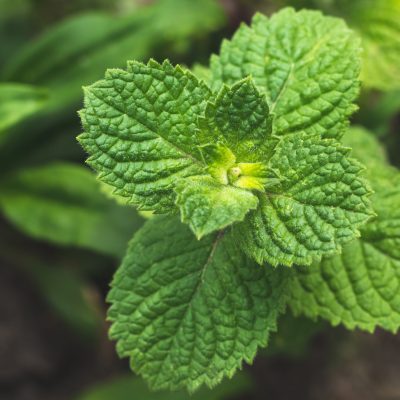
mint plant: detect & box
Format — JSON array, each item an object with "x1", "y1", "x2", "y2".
[{"x1": 78, "y1": 7, "x2": 400, "y2": 393}]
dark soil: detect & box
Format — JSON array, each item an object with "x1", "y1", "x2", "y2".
[{"x1": 0, "y1": 261, "x2": 124, "y2": 400}]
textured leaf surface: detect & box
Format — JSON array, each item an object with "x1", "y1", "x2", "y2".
[
  {"x1": 235, "y1": 132, "x2": 373, "y2": 266},
  {"x1": 0, "y1": 83, "x2": 46, "y2": 143},
  {"x1": 199, "y1": 79, "x2": 274, "y2": 162},
  {"x1": 78, "y1": 372, "x2": 251, "y2": 400},
  {"x1": 79, "y1": 60, "x2": 210, "y2": 212},
  {"x1": 289, "y1": 128, "x2": 400, "y2": 332},
  {"x1": 289, "y1": 187, "x2": 400, "y2": 332},
  {"x1": 0, "y1": 163, "x2": 143, "y2": 258},
  {"x1": 108, "y1": 216, "x2": 288, "y2": 391},
  {"x1": 210, "y1": 8, "x2": 361, "y2": 138},
  {"x1": 175, "y1": 176, "x2": 258, "y2": 238}
]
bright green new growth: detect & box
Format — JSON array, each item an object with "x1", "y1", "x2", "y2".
[
  {"x1": 108, "y1": 216, "x2": 289, "y2": 392},
  {"x1": 198, "y1": 78, "x2": 274, "y2": 163},
  {"x1": 78, "y1": 7, "x2": 383, "y2": 393},
  {"x1": 175, "y1": 176, "x2": 259, "y2": 239}
]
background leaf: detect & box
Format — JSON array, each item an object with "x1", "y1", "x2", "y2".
[
  {"x1": 0, "y1": 163, "x2": 143, "y2": 258},
  {"x1": 27, "y1": 263, "x2": 101, "y2": 338},
  {"x1": 0, "y1": 83, "x2": 47, "y2": 144},
  {"x1": 2, "y1": 0, "x2": 224, "y2": 112},
  {"x1": 339, "y1": 0, "x2": 400, "y2": 91}
]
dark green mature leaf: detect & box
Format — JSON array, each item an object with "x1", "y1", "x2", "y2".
[
  {"x1": 175, "y1": 175, "x2": 258, "y2": 238},
  {"x1": 77, "y1": 372, "x2": 252, "y2": 400},
  {"x1": 289, "y1": 188, "x2": 400, "y2": 332},
  {"x1": 210, "y1": 8, "x2": 361, "y2": 139},
  {"x1": 0, "y1": 83, "x2": 47, "y2": 144},
  {"x1": 108, "y1": 216, "x2": 289, "y2": 391},
  {"x1": 289, "y1": 128, "x2": 400, "y2": 332},
  {"x1": 79, "y1": 60, "x2": 211, "y2": 213},
  {"x1": 235, "y1": 132, "x2": 373, "y2": 266},
  {"x1": 0, "y1": 163, "x2": 143, "y2": 257}
]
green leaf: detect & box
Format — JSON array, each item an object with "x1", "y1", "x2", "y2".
[
  {"x1": 108, "y1": 216, "x2": 288, "y2": 391},
  {"x1": 343, "y1": 126, "x2": 388, "y2": 167},
  {"x1": 199, "y1": 78, "x2": 274, "y2": 162},
  {"x1": 175, "y1": 175, "x2": 259, "y2": 238},
  {"x1": 342, "y1": 126, "x2": 399, "y2": 189},
  {"x1": 2, "y1": 0, "x2": 224, "y2": 111},
  {"x1": 0, "y1": 83, "x2": 46, "y2": 144},
  {"x1": 289, "y1": 187, "x2": 400, "y2": 333},
  {"x1": 26, "y1": 264, "x2": 101, "y2": 339},
  {"x1": 333, "y1": 0, "x2": 400, "y2": 91},
  {"x1": 356, "y1": 90, "x2": 400, "y2": 138},
  {"x1": 288, "y1": 132, "x2": 400, "y2": 333},
  {"x1": 0, "y1": 163, "x2": 143, "y2": 258},
  {"x1": 191, "y1": 63, "x2": 212, "y2": 83},
  {"x1": 79, "y1": 60, "x2": 211, "y2": 213},
  {"x1": 264, "y1": 312, "x2": 326, "y2": 358},
  {"x1": 235, "y1": 132, "x2": 373, "y2": 266},
  {"x1": 77, "y1": 372, "x2": 252, "y2": 400},
  {"x1": 210, "y1": 8, "x2": 361, "y2": 139}
]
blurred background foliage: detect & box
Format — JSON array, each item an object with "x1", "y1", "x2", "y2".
[{"x1": 0, "y1": 1, "x2": 399, "y2": 399}]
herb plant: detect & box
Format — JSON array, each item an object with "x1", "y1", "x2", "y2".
[{"x1": 78, "y1": 7, "x2": 399, "y2": 393}]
